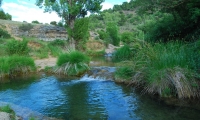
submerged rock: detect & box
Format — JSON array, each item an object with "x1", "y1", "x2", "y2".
[{"x1": 88, "y1": 66, "x2": 116, "y2": 80}]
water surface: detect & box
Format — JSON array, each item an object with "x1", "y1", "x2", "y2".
[{"x1": 0, "y1": 75, "x2": 200, "y2": 120}]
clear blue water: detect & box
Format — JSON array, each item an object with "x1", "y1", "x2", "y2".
[{"x1": 0, "y1": 75, "x2": 200, "y2": 120}]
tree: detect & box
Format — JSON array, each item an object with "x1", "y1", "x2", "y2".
[
  {"x1": 133, "y1": 0, "x2": 200, "y2": 41},
  {"x1": 32, "y1": 20, "x2": 40, "y2": 24},
  {"x1": 36, "y1": 0, "x2": 104, "y2": 49},
  {"x1": 0, "y1": 10, "x2": 6, "y2": 19},
  {"x1": 5, "y1": 13, "x2": 12, "y2": 20},
  {"x1": 106, "y1": 22, "x2": 120, "y2": 46},
  {"x1": 0, "y1": 10, "x2": 12, "y2": 20},
  {"x1": 50, "y1": 21, "x2": 57, "y2": 26},
  {"x1": 73, "y1": 18, "x2": 89, "y2": 50}
]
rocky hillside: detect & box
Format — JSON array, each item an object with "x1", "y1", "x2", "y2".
[{"x1": 0, "y1": 19, "x2": 68, "y2": 41}]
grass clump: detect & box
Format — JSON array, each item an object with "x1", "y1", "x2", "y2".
[
  {"x1": 115, "y1": 66, "x2": 134, "y2": 81},
  {"x1": 116, "y1": 42, "x2": 200, "y2": 98},
  {"x1": 0, "y1": 105, "x2": 13, "y2": 113},
  {"x1": 6, "y1": 39, "x2": 29, "y2": 56},
  {"x1": 112, "y1": 45, "x2": 133, "y2": 62},
  {"x1": 55, "y1": 50, "x2": 90, "y2": 76},
  {"x1": 0, "y1": 55, "x2": 36, "y2": 79}
]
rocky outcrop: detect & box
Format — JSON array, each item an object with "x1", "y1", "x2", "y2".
[
  {"x1": 11, "y1": 25, "x2": 68, "y2": 41},
  {"x1": 0, "y1": 20, "x2": 68, "y2": 41}
]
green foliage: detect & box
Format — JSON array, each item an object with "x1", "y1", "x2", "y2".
[
  {"x1": 118, "y1": 13, "x2": 126, "y2": 26},
  {"x1": 134, "y1": 0, "x2": 200, "y2": 41},
  {"x1": 121, "y1": 32, "x2": 133, "y2": 44},
  {"x1": 56, "y1": 51, "x2": 90, "y2": 76},
  {"x1": 6, "y1": 39, "x2": 29, "y2": 55},
  {"x1": 0, "y1": 56, "x2": 35, "y2": 78},
  {"x1": 124, "y1": 42, "x2": 200, "y2": 98},
  {"x1": 48, "y1": 45, "x2": 63, "y2": 57},
  {"x1": 50, "y1": 21, "x2": 57, "y2": 26},
  {"x1": 35, "y1": 47, "x2": 49, "y2": 59},
  {"x1": 48, "y1": 39, "x2": 66, "y2": 47},
  {"x1": 57, "y1": 22, "x2": 63, "y2": 27},
  {"x1": 0, "y1": 105, "x2": 12, "y2": 113},
  {"x1": 73, "y1": 18, "x2": 89, "y2": 40},
  {"x1": 115, "y1": 66, "x2": 134, "y2": 80},
  {"x1": 73, "y1": 18, "x2": 89, "y2": 50},
  {"x1": 86, "y1": 49, "x2": 105, "y2": 57},
  {"x1": 36, "y1": 0, "x2": 104, "y2": 30},
  {"x1": 102, "y1": 12, "x2": 121, "y2": 24},
  {"x1": 0, "y1": 10, "x2": 12, "y2": 20},
  {"x1": 97, "y1": 30, "x2": 108, "y2": 40},
  {"x1": 106, "y1": 22, "x2": 120, "y2": 46},
  {"x1": 0, "y1": 28, "x2": 11, "y2": 38},
  {"x1": 32, "y1": 20, "x2": 40, "y2": 24},
  {"x1": 19, "y1": 23, "x2": 34, "y2": 31},
  {"x1": 113, "y1": 45, "x2": 133, "y2": 62}
]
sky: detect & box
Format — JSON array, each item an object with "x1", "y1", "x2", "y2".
[{"x1": 1, "y1": 0, "x2": 130, "y2": 24}]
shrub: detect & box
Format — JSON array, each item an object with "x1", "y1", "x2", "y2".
[
  {"x1": 97, "y1": 30, "x2": 108, "y2": 40},
  {"x1": 73, "y1": 18, "x2": 89, "y2": 50},
  {"x1": 0, "y1": 28, "x2": 11, "y2": 38},
  {"x1": 32, "y1": 20, "x2": 40, "y2": 24},
  {"x1": 121, "y1": 32, "x2": 133, "y2": 44},
  {"x1": 112, "y1": 45, "x2": 133, "y2": 62},
  {"x1": 6, "y1": 39, "x2": 29, "y2": 55},
  {"x1": 50, "y1": 21, "x2": 57, "y2": 26},
  {"x1": 56, "y1": 50, "x2": 90, "y2": 76},
  {"x1": 0, "y1": 56, "x2": 35, "y2": 78},
  {"x1": 48, "y1": 45, "x2": 63, "y2": 57},
  {"x1": 48, "y1": 39, "x2": 66, "y2": 47},
  {"x1": 19, "y1": 23, "x2": 33, "y2": 31},
  {"x1": 106, "y1": 22, "x2": 120, "y2": 46},
  {"x1": 57, "y1": 22, "x2": 64, "y2": 27}
]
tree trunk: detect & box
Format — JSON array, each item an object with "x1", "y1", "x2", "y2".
[{"x1": 67, "y1": 0, "x2": 77, "y2": 50}]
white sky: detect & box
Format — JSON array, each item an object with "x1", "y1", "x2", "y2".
[{"x1": 1, "y1": 0, "x2": 130, "y2": 24}]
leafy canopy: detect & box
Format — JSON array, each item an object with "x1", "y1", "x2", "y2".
[{"x1": 36, "y1": 0, "x2": 104, "y2": 27}]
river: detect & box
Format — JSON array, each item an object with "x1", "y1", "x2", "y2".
[{"x1": 0, "y1": 58, "x2": 200, "y2": 120}]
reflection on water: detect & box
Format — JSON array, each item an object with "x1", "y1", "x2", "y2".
[{"x1": 0, "y1": 75, "x2": 200, "y2": 120}]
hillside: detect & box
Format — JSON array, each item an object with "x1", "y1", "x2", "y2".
[{"x1": 0, "y1": 19, "x2": 68, "y2": 41}]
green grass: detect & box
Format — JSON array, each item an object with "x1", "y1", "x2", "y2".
[
  {"x1": 86, "y1": 49, "x2": 105, "y2": 56},
  {"x1": 0, "y1": 55, "x2": 36, "y2": 78},
  {"x1": 27, "y1": 39, "x2": 68, "y2": 58},
  {"x1": 112, "y1": 45, "x2": 133, "y2": 62},
  {"x1": 55, "y1": 50, "x2": 90, "y2": 76},
  {"x1": 6, "y1": 39, "x2": 29, "y2": 56},
  {"x1": 115, "y1": 42, "x2": 200, "y2": 98}
]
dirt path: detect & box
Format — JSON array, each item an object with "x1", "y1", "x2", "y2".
[{"x1": 34, "y1": 57, "x2": 57, "y2": 71}]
